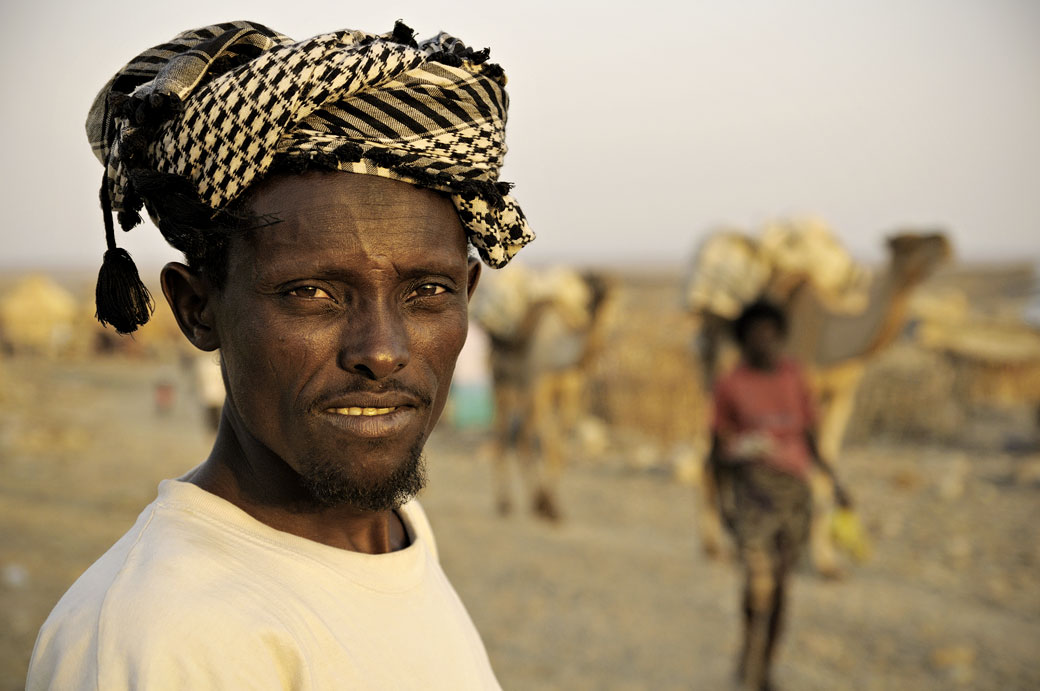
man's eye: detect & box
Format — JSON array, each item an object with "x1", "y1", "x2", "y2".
[
  {"x1": 411, "y1": 283, "x2": 448, "y2": 298},
  {"x1": 287, "y1": 286, "x2": 332, "y2": 300}
]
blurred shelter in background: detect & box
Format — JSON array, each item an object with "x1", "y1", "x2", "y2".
[
  {"x1": 0, "y1": 275, "x2": 76, "y2": 357},
  {"x1": 587, "y1": 272, "x2": 704, "y2": 469},
  {"x1": 850, "y1": 263, "x2": 1040, "y2": 446},
  {"x1": 0, "y1": 272, "x2": 207, "y2": 364},
  {"x1": 84, "y1": 289, "x2": 187, "y2": 361}
]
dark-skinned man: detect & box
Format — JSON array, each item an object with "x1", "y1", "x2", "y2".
[
  {"x1": 28, "y1": 21, "x2": 532, "y2": 689},
  {"x1": 709, "y1": 300, "x2": 851, "y2": 691}
]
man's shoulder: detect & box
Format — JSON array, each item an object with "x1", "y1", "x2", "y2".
[
  {"x1": 46, "y1": 483, "x2": 302, "y2": 618},
  {"x1": 28, "y1": 493, "x2": 301, "y2": 689},
  {"x1": 30, "y1": 570, "x2": 301, "y2": 691},
  {"x1": 36, "y1": 491, "x2": 441, "y2": 640},
  {"x1": 38, "y1": 499, "x2": 262, "y2": 625}
]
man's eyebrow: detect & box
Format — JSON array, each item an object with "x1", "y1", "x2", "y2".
[
  {"x1": 395, "y1": 261, "x2": 468, "y2": 279},
  {"x1": 257, "y1": 254, "x2": 467, "y2": 280}
]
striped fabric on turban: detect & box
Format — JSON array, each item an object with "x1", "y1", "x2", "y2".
[{"x1": 86, "y1": 20, "x2": 533, "y2": 332}]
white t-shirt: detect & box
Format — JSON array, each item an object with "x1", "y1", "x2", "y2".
[{"x1": 27, "y1": 480, "x2": 500, "y2": 690}]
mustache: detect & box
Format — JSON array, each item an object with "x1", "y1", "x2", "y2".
[{"x1": 314, "y1": 380, "x2": 434, "y2": 408}]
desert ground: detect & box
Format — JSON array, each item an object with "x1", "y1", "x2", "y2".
[
  {"x1": 2, "y1": 261, "x2": 1040, "y2": 689},
  {"x1": 1, "y1": 349, "x2": 1038, "y2": 690}
]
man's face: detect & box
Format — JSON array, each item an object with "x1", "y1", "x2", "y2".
[{"x1": 211, "y1": 172, "x2": 477, "y2": 510}]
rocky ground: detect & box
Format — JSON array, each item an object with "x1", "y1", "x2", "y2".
[{"x1": 1, "y1": 355, "x2": 1038, "y2": 689}]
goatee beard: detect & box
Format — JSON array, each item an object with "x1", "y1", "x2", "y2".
[{"x1": 299, "y1": 441, "x2": 427, "y2": 512}]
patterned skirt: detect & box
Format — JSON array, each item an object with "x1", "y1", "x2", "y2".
[{"x1": 716, "y1": 463, "x2": 811, "y2": 569}]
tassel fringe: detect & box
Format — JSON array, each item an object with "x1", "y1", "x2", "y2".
[{"x1": 95, "y1": 248, "x2": 154, "y2": 334}]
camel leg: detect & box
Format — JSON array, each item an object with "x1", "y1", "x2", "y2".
[
  {"x1": 490, "y1": 384, "x2": 520, "y2": 516},
  {"x1": 809, "y1": 363, "x2": 863, "y2": 578},
  {"x1": 506, "y1": 382, "x2": 549, "y2": 517},
  {"x1": 556, "y1": 369, "x2": 584, "y2": 428},
  {"x1": 529, "y1": 374, "x2": 564, "y2": 522},
  {"x1": 556, "y1": 369, "x2": 584, "y2": 460},
  {"x1": 807, "y1": 470, "x2": 839, "y2": 578},
  {"x1": 815, "y1": 363, "x2": 864, "y2": 462}
]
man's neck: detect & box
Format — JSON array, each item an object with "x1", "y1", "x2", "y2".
[{"x1": 184, "y1": 410, "x2": 409, "y2": 555}]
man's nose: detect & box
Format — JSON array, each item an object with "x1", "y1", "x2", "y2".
[{"x1": 338, "y1": 303, "x2": 410, "y2": 380}]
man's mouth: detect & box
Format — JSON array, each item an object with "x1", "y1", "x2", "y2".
[
  {"x1": 320, "y1": 403, "x2": 416, "y2": 439},
  {"x1": 329, "y1": 406, "x2": 399, "y2": 417}
]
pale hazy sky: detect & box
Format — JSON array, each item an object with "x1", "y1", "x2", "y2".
[{"x1": 1, "y1": 0, "x2": 1037, "y2": 272}]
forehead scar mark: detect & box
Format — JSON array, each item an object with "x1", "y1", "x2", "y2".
[{"x1": 238, "y1": 214, "x2": 284, "y2": 232}]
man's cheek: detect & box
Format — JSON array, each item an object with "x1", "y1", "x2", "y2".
[{"x1": 440, "y1": 313, "x2": 470, "y2": 361}]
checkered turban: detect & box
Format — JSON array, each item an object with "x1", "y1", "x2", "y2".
[{"x1": 87, "y1": 20, "x2": 533, "y2": 333}]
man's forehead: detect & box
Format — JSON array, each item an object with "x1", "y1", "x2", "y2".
[
  {"x1": 246, "y1": 171, "x2": 453, "y2": 215},
  {"x1": 241, "y1": 221, "x2": 467, "y2": 263},
  {"x1": 227, "y1": 172, "x2": 468, "y2": 273},
  {"x1": 241, "y1": 173, "x2": 463, "y2": 246}
]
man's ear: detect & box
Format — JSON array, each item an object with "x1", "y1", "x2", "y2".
[
  {"x1": 465, "y1": 258, "x2": 482, "y2": 301},
  {"x1": 161, "y1": 262, "x2": 220, "y2": 351}
]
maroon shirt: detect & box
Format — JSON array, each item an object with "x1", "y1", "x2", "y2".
[{"x1": 712, "y1": 357, "x2": 817, "y2": 481}]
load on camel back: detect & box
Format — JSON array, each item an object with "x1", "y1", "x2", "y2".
[
  {"x1": 470, "y1": 263, "x2": 613, "y2": 522},
  {"x1": 684, "y1": 218, "x2": 951, "y2": 577}
]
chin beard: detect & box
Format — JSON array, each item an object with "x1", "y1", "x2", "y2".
[{"x1": 299, "y1": 440, "x2": 427, "y2": 512}]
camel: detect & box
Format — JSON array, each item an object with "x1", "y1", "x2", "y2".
[
  {"x1": 688, "y1": 227, "x2": 951, "y2": 574},
  {"x1": 473, "y1": 266, "x2": 613, "y2": 522}
]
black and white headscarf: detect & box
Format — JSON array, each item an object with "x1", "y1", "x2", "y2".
[{"x1": 87, "y1": 20, "x2": 533, "y2": 332}]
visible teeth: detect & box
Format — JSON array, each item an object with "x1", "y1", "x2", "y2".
[{"x1": 332, "y1": 406, "x2": 397, "y2": 416}]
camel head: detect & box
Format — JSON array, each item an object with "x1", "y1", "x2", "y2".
[{"x1": 886, "y1": 231, "x2": 952, "y2": 287}]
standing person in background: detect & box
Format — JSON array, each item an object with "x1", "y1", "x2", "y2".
[{"x1": 709, "y1": 299, "x2": 851, "y2": 691}]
